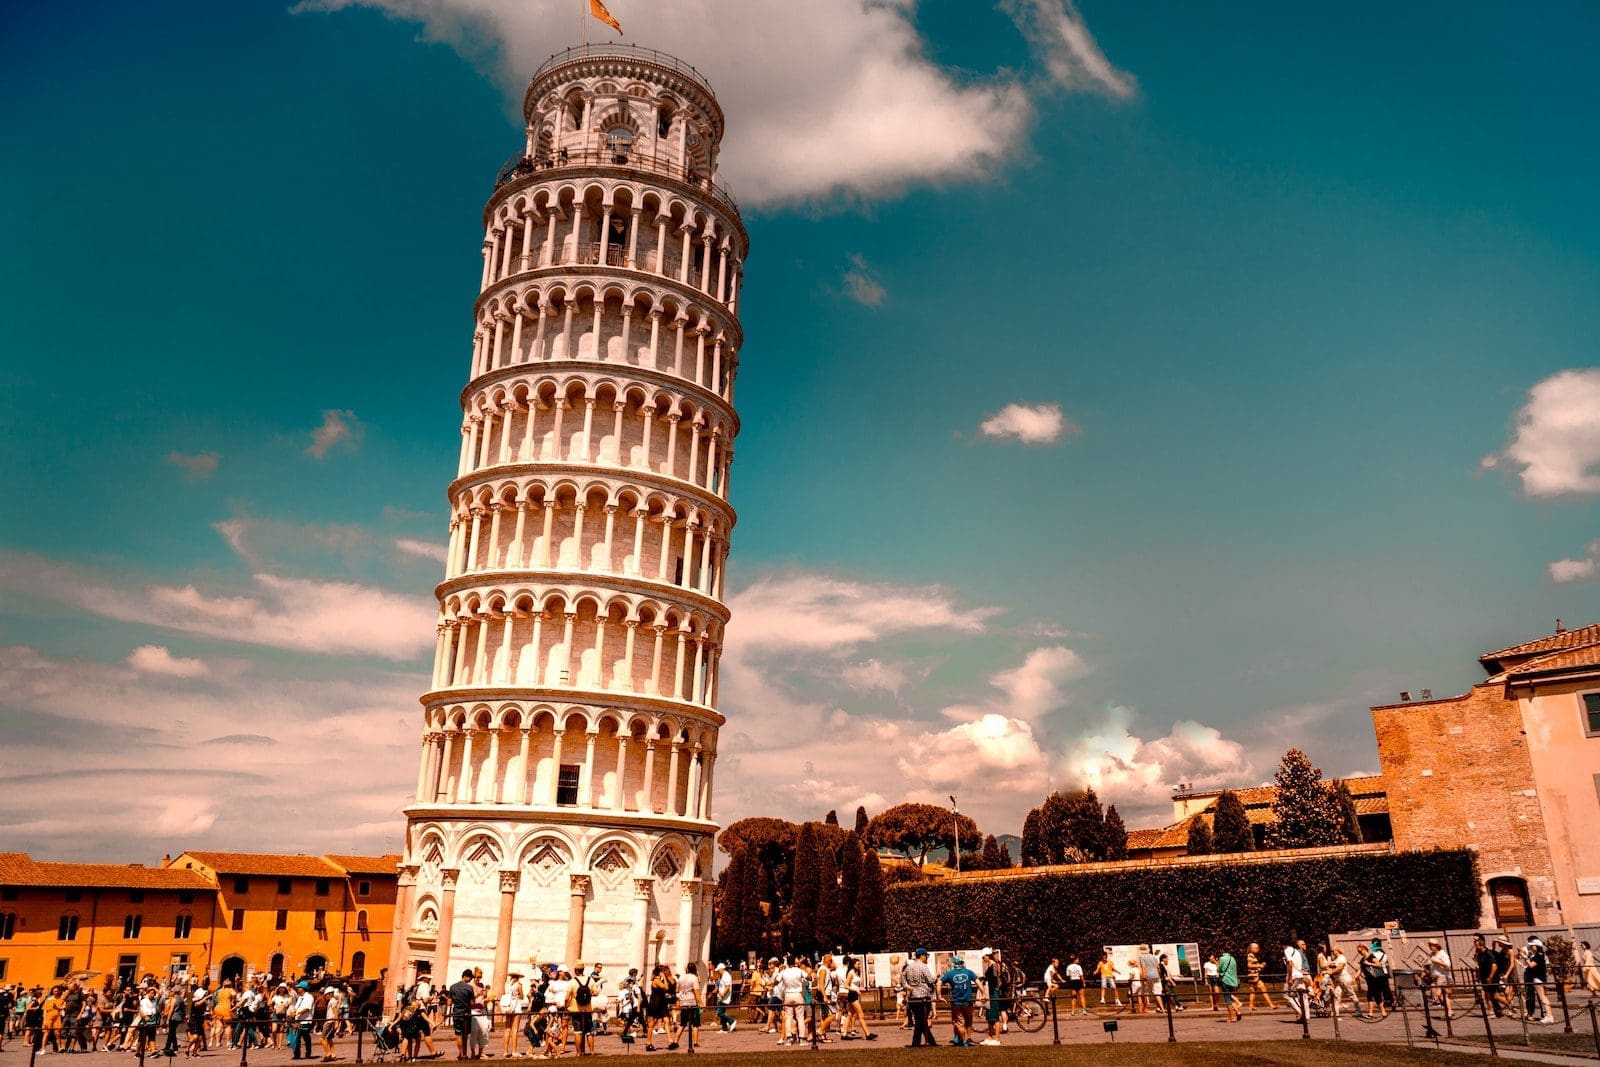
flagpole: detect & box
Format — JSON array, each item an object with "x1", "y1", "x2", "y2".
[{"x1": 581, "y1": 0, "x2": 587, "y2": 46}]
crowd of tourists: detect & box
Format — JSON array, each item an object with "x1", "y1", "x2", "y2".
[{"x1": 0, "y1": 971, "x2": 361, "y2": 1059}]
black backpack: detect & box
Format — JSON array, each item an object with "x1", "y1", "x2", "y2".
[{"x1": 574, "y1": 978, "x2": 593, "y2": 1007}]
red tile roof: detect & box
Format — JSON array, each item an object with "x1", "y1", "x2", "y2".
[
  {"x1": 325, "y1": 854, "x2": 402, "y2": 877},
  {"x1": 1124, "y1": 828, "x2": 1166, "y2": 850},
  {"x1": 1503, "y1": 642, "x2": 1600, "y2": 681},
  {"x1": 1480, "y1": 622, "x2": 1600, "y2": 672},
  {"x1": 175, "y1": 851, "x2": 344, "y2": 878},
  {"x1": 0, "y1": 853, "x2": 213, "y2": 890}
]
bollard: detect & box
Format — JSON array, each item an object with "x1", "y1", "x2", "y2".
[
  {"x1": 1331, "y1": 989, "x2": 1341, "y2": 1042},
  {"x1": 1588, "y1": 1001, "x2": 1600, "y2": 1062},
  {"x1": 239, "y1": 1030, "x2": 248, "y2": 1067},
  {"x1": 808, "y1": 1000, "x2": 818, "y2": 1051},
  {"x1": 1475, "y1": 985, "x2": 1498, "y2": 1058},
  {"x1": 1297, "y1": 990, "x2": 1310, "y2": 1041},
  {"x1": 1397, "y1": 979, "x2": 1413, "y2": 1047},
  {"x1": 1517, "y1": 982, "x2": 1531, "y2": 1047},
  {"x1": 1163, "y1": 989, "x2": 1176, "y2": 1044},
  {"x1": 1420, "y1": 983, "x2": 1439, "y2": 1046},
  {"x1": 356, "y1": 1017, "x2": 364, "y2": 1063},
  {"x1": 139, "y1": 1027, "x2": 148, "y2": 1067},
  {"x1": 1555, "y1": 977, "x2": 1572, "y2": 1034},
  {"x1": 1051, "y1": 991, "x2": 1061, "y2": 1045}
]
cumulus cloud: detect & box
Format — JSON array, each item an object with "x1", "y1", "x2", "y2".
[
  {"x1": 1549, "y1": 539, "x2": 1600, "y2": 583},
  {"x1": 901, "y1": 713, "x2": 1049, "y2": 790},
  {"x1": 839, "y1": 658, "x2": 911, "y2": 696},
  {"x1": 125, "y1": 644, "x2": 209, "y2": 678},
  {"x1": 167, "y1": 451, "x2": 219, "y2": 478},
  {"x1": 306, "y1": 409, "x2": 361, "y2": 459},
  {"x1": 978, "y1": 402, "x2": 1079, "y2": 445},
  {"x1": 1061, "y1": 705, "x2": 1248, "y2": 815},
  {"x1": 0, "y1": 552, "x2": 436, "y2": 661},
  {"x1": 395, "y1": 538, "x2": 449, "y2": 563},
  {"x1": 727, "y1": 571, "x2": 996, "y2": 652},
  {"x1": 1483, "y1": 368, "x2": 1600, "y2": 497},
  {"x1": 295, "y1": 0, "x2": 1132, "y2": 206},
  {"x1": 841, "y1": 254, "x2": 886, "y2": 307},
  {"x1": 1003, "y1": 0, "x2": 1138, "y2": 98}
]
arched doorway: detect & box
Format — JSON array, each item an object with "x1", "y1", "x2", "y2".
[
  {"x1": 1489, "y1": 876, "x2": 1533, "y2": 927},
  {"x1": 350, "y1": 952, "x2": 366, "y2": 979},
  {"x1": 305, "y1": 954, "x2": 328, "y2": 978},
  {"x1": 220, "y1": 956, "x2": 246, "y2": 984},
  {"x1": 269, "y1": 953, "x2": 285, "y2": 979}
]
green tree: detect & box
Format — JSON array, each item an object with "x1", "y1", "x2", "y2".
[
  {"x1": 825, "y1": 809, "x2": 839, "y2": 826},
  {"x1": 1267, "y1": 748, "x2": 1344, "y2": 848},
  {"x1": 998, "y1": 842, "x2": 1015, "y2": 868},
  {"x1": 788, "y1": 822, "x2": 822, "y2": 951},
  {"x1": 815, "y1": 831, "x2": 844, "y2": 950},
  {"x1": 1040, "y1": 789, "x2": 1114, "y2": 862},
  {"x1": 1211, "y1": 791, "x2": 1254, "y2": 853},
  {"x1": 1330, "y1": 780, "x2": 1363, "y2": 844},
  {"x1": 1103, "y1": 805, "x2": 1128, "y2": 860},
  {"x1": 1020, "y1": 808, "x2": 1046, "y2": 867},
  {"x1": 854, "y1": 806, "x2": 870, "y2": 835},
  {"x1": 853, "y1": 845, "x2": 887, "y2": 949},
  {"x1": 865, "y1": 802, "x2": 980, "y2": 867},
  {"x1": 981, "y1": 834, "x2": 1004, "y2": 870},
  {"x1": 1185, "y1": 817, "x2": 1214, "y2": 856},
  {"x1": 838, "y1": 832, "x2": 864, "y2": 922}
]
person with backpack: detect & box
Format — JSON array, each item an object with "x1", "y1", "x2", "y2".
[
  {"x1": 937, "y1": 954, "x2": 979, "y2": 1047},
  {"x1": 569, "y1": 963, "x2": 599, "y2": 1056}
]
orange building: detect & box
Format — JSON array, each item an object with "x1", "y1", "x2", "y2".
[
  {"x1": 0, "y1": 851, "x2": 398, "y2": 990},
  {"x1": 0, "y1": 852, "x2": 217, "y2": 989}
]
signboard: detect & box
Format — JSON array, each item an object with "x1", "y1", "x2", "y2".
[{"x1": 1574, "y1": 877, "x2": 1600, "y2": 895}]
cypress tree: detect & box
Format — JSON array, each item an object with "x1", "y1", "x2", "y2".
[
  {"x1": 1103, "y1": 805, "x2": 1128, "y2": 860},
  {"x1": 815, "y1": 833, "x2": 844, "y2": 951},
  {"x1": 1185, "y1": 817, "x2": 1214, "y2": 855},
  {"x1": 825, "y1": 809, "x2": 839, "y2": 826},
  {"x1": 1020, "y1": 807, "x2": 1046, "y2": 867},
  {"x1": 998, "y1": 842, "x2": 1014, "y2": 868},
  {"x1": 838, "y1": 832, "x2": 864, "y2": 931},
  {"x1": 788, "y1": 822, "x2": 821, "y2": 951},
  {"x1": 1268, "y1": 748, "x2": 1343, "y2": 848},
  {"x1": 853, "y1": 846, "x2": 887, "y2": 949},
  {"x1": 1211, "y1": 790, "x2": 1254, "y2": 853},
  {"x1": 854, "y1": 805, "x2": 869, "y2": 835},
  {"x1": 981, "y1": 834, "x2": 1003, "y2": 870}
]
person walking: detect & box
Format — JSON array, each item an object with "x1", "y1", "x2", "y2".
[
  {"x1": 1204, "y1": 954, "x2": 1222, "y2": 1010},
  {"x1": 1095, "y1": 951, "x2": 1121, "y2": 1008},
  {"x1": 1523, "y1": 936, "x2": 1556, "y2": 1024},
  {"x1": 900, "y1": 948, "x2": 937, "y2": 1048},
  {"x1": 1580, "y1": 941, "x2": 1600, "y2": 996},
  {"x1": 673, "y1": 963, "x2": 703, "y2": 1050},
  {"x1": 1217, "y1": 948, "x2": 1242, "y2": 1023},
  {"x1": 713, "y1": 962, "x2": 737, "y2": 1033},
  {"x1": 1284, "y1": 940, "x2": 1312, "y2": 1023},
  {"x1": 1245, "y1": 942, "x2": 1276, "y2": 1011},
  {"x1": 1065, "y1": 956, "x2": 1088, "y2": 1015},
  {"x1": 1360, "y1": 942, "x2": 1392, "y2": 1018},
  {"x1": 445, "y1": 969, "x2": 476, "y2": 1060}
]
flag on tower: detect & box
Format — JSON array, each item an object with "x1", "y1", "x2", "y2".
[{"x1": 589, "y1": 0, "x2": 622, "y2": 35}]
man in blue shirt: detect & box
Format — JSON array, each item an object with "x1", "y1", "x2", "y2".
[{"x1": 937, "y1": 955, "x2": 979, "y2": 1047}]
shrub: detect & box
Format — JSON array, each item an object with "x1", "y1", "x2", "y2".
[{"x1": 885, "y1": 848, "x2": 1479, "y2": 980}]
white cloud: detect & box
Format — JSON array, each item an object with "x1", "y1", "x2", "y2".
[
  {"x1": 726, "y1": 571, "x2": 996, "y2": 652},
  {"x1": 839, "y1": 658, "x2": 910, "y2": 696},
  {"x1": 1003, "y1": 0, "x2": 1138, "y2": 99},
  {"x1": 1483, "y1": 368, "x2": 1600, "y2": 497},
  {"x1": 1549, "y1": 540, "x2": 1600, "y2": 583},
  {"x1": 395, "y1": 537, "x2": 449, "y2": 563},
  {"x1": 989, "y1": 645, "x2": 1089, "y2": 722},
  {"x1": 901, "y1": 713, "x2": 1049, "y2": 791},
  {"x1": 307, "y1": 409, "x2": 361, "y2": 459},
  {"x1": 125, "y1": 644, "x2": 209, "y2": 678},
  {"x1": 979, "y1": 402, "x2": 1079, "y2": 445},
  {"x1": 1061, "y1": 705, "x2": 1248, "y2": 819},
  {"x1": 167, "y1": 451, "x2": 219, "y2": 478},
  {"x1": 0, "y1": 552, "x2": 436, "y2": 662},
  {"x1": 295, "y1": 0, "x2": 1132, "y2": 207},
  {"x1": 842, "y1": 254, "x2": 885, "y2": 307}
]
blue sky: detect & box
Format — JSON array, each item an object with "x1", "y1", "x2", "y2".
[{"x1": 2, "y1": 0, "x2": 1597, "y2": 857}]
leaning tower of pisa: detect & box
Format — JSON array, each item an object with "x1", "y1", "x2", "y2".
[{"x1": 388, "y1": 45, "x2": 745, "y2": 995}]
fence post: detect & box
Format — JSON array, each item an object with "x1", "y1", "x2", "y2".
[
  {"x1": 1517, "y1": 982, "x2": 1531, "y2": 1047},
  {"x1": 809, "y1": 1000, "x2": 818, "y2": 1051},
  {"x1": 1475, "y1": 984, "x2": 1498, "y2": 1058},
  {"x1": 1163, "y1": 988, "x2": 1176, "y2": 1044},
  {"x1": 1051, "y1": 992, "x2": 1061, "y2": 1045},
  {"x1": 138, "y1": 1026, "x2": 148, "y2": 1067},
  {"x1": 1588, "y1": 1001, "x2": 1600, "y2": 1062},
  {"x1": 355, "y1": 1017, "x2": 364, "y2": 1063},
  {"x1": 239, "y1": 1028, "x2": 248, "y2": 1067},
  {"x1": 1397, "y1": 977, "x2": 1413, "y2": 1047},
  {"x1": 1555, "y1": 977, "x2": 1572, "y2": 1034},
  {"x1": 1420, "y1": 981, "x2": 1439, "y2": 1045},
  {"x1": 1298, "y1": 990, "x2": 1310, "y2": 1041}
]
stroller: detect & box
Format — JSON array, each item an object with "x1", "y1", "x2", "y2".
[{"x1": 369, "y1": 1018, "x2": 403, "y2": 1062}]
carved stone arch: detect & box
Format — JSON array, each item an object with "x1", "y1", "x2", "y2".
[
  {"x1": 518, "y1": 833, "x2": 574, "y2": 889},
  {"x1": 410, "y1": 893, "x2": 440, "y2": 935},
  {"x1": 455, "y1": 832, "x2": 504, "y2": 882},
  {"x1": 649, "y1": 837, "x2": 688, "y2": 884},
  {"x1": 586, "y1": 836, "x2": 638, "y2": 890}
]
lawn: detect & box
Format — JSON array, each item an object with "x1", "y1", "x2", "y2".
[{"x1": 463, "y1": 1041, "x2": 1550, "y2": 1064}]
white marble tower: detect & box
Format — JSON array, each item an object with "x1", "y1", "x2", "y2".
[{"x1": 388, "y1": 44, "x2": 745, "y2": 995}]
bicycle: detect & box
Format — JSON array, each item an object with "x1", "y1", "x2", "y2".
[{"x1": 1007, "y1": 993, "x2": 1048, "y2": 1034}]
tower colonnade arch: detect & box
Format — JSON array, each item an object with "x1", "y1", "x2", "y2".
[{"x1": 390, "y1": 45, "x2": 743, "y2": 1001}]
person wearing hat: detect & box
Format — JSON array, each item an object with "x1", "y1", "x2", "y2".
[
  {"x1": 289, "y1": 981, "x2": 316, "y2": 1060},
  {"x1": 1423, "y1": 939, "x2": 1454, "y2": 1029},
  {"x1": 1523, "y1": 936, "x2": 1555, "y2": 1023},
  {"x1": 899, "y1": 949, "x2": 937, "y2": 1048},
  {"x1": 713, "y1": 963, "x2": 737, "y2": 1033},
  {"x1": 937, "y1": 954, "x2": 978, "y2": 1046}
]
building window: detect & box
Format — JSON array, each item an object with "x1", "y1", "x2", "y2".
[
  {"x1": 1584, "y1": 692, "x2": 1600, "y2": 737},
  {"x1": 0, "y1": 912, "x2": 15, "y2": 939},
  {"x1": 315, "y1": 879, "x2": 330, "y2": 897},
  {"x1": 277, "y1": 878, "x2": 293, "y2": 895},
  {"x1": 275, "y1": 909, "x2": 288, "y2": 931},
  {"x1": 117, "y1": 954, "x2": 139, "y2": 987},
  {"x1": 1489, "y1": 876, "x2": 1533, "y2": 927},
  {"x1": 350, "y1": 951, "x2": 366, "y2": 979},
  {"x1": 55, "y1": 957, "x2": 73, "y2": 979},
  {"x1": 123, "y1": 914, "x2": 142, "y2": 939},
  {"x1": 356, "y1": 909, "x2": 368, "y2": 932},
  {"x1": 231, "y1": 910, "x2": 245, "y2": 931},
  {"x1": 233, "y1": 877, "x2": 249, "y2": 894},
  {"x1": 314, "y1": 909, "x2": 327, "y2": 932},
  {"x1": 58, "y1": 914, "x2": 79, "y2": 941},
  {"x1": 173, "y1": 914, "x2": 192, "y2": 940},
  {"x1": 357, "y1": 881, "x2": 371, "y2": 898},
  {"x1": 556, "y1": 764, "x2": 581, "y2": 806},
  {"x1": 128, "y1": 891, "x2": 144, "y2": 904},
  {"x1": 170, "y1": 953, "x2": 190, "y2": 980},
  {"x1": 0, "y1": 959, "x2": 8, "y2": 981}
]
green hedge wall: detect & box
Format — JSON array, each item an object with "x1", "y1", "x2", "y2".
[{"x1": 886, "y1": 849, "x2": 1479, "y2": 979}]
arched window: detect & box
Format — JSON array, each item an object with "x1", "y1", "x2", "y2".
[
  {"x1": 606, "y1": 127, "x2": 633, "y2": 163},
  {"x1": 356, "y1": 909, "x2": 369, "y2": 933},
  {"x1": 351, "y1": 951, "x2": 366, "y2": 979},
  {"x1": 1488, "y1": 876, "x2": 1532, "y2": 927},
  {"x1": 269, "y1": 952, "x2": 285, "y2": 978},
  {"x1": 220, "y1": 956, "x2": 246, "y2": 983},
  {"x1": 0, "y1": 910, "x2": 15, "y2": 939}
]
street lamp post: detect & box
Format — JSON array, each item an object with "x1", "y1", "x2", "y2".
[{"x1": 950, "y1": 794, "x2": 960, "y2": 874}]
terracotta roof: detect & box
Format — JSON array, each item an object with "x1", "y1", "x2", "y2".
[
  {"x1": 1, "y1": 853, "x2": 212, "y2": 890},
  {"x1": 1177, "y1": 774, "x2": 1386, "y2": 810},
  {"x1": 1125, "y1": 828, "x2": 1165, "y2": 850},
  {"x1": 1503, "y1": 643, "x2": 1600, "y2": 681},
  {"x1": 175, "y1": 851, "x2": 343, "y2": 878},
  {"x1": 1480, "y1": 622, "x2": 1600, "y2": 671},
  {"x1": 325, "y1": 854, "x2": 401, "y2": 877}
]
